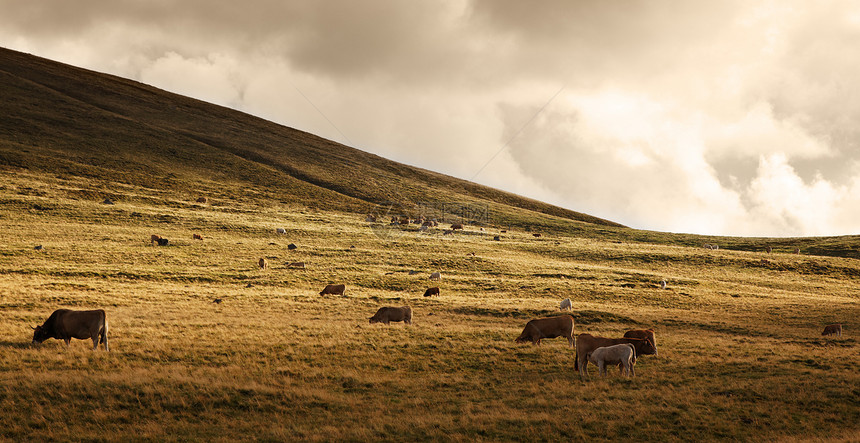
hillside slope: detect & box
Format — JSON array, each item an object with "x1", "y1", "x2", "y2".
[{"x1": 0, "y1": 47, "x2": 621, "y2": 231}]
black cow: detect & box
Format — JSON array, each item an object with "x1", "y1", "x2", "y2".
[{"x1": 32, "y1": 309, "x2": 109, "y2": 351}]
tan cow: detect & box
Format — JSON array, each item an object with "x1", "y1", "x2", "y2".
[
  {"x1": 319, "y1": 284, "x2": 346, "y2": 296},
  {"x1": 515, "y1": 315, "x2": 575, "y2": 347},
  {"x1": 574, "y1": 333, "x2": 657, "y2": 377},
  {"x1": 369, "y1": 306, "x2": 412, "y2": 325},
  {"x1": 588, "y1": 343, "x2": 636, "y2": 377},
  {"x1": 822, "y1": 324, "x2": 842, "y2": 337}
]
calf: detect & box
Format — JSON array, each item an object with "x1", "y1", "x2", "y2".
[
  {"x1": 822, "y1": 324, "x2": 842, "y2": 337},
  {"x1": 515, "y1": 315, "x2": 575, "y2": 347},
  {"x1": 32, "y1": 309, "x2": 109, "y2": 351},
  {"x1": 588, "y1": 343, "x2": 636, "y2": 377},
  {"x1": 369, "y1": 306, "x2": 412, "y2": 325},
  {"x1": 575, "y1": 333, "x2": 657, "y2": 377},
  {"x1": 423, "y1": 287, "x2": 440, "y2": 297},
  {"x1": 429, "y1": 272, "x2": 442, "y2": 281},
  {"x1": 319, "y1": 284, "x2": 346, "y2": 296}
]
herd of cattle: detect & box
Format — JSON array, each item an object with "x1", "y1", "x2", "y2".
[{"x1": 27, "y1": 215, "x2": 845, "y2": 379}]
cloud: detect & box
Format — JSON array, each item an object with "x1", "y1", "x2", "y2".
[{"x1": 2, "y1": 0, "x2": 860, "y2": 236}]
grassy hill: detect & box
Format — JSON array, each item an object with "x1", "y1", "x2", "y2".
[{"x1": 1, "y1": 47, "x2": 859, "y2": 441}]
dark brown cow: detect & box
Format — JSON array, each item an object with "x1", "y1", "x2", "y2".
[
  {"x1": 515, "y1": 315, "x2": 575, "y2": 347},
  {"x1": 196, "y1": 197, "x2": 208, "y2": 203},
  {"x1": 369, "y1": 306, "x2": 412, "y2": 325},
  {"x1": 450, "y1": 223, "x2": 464, "y2": 230},
  {"x1": 150, "y1": 234, "x2": 162, "y2": 246},
  {"x1": 423, "y1": 287, "x2": 440, "y2": 297},
  {"x1": 822, "y1": 324, "x2": 842, "y2": 337},
  {"x1": 32, "y1": 309, "x2": 109, "y2": 351},
  {"x1": 156, "y1": 238, "x2": 169, "y2": 246},
  {"x1": 319, "y1": 284, "x2": 346, "y2": 296},
  {"x1": 623, "y1": 329, "x2": 657, "y2": 350},
  {"x1": 192, "y1": 233, "x2": 204, "y2": 240},
  {"x1": 533, "y1": 233, "x2": 542, "y2": 238},
  {"x1": 574, "y1": 333, "x2": 657, "y2": 377}
]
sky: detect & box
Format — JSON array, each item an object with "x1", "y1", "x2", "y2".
[{"x1": 3, "y1": 0, "x2": 860, "y2": 237}]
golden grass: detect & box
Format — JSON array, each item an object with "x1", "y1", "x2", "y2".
[{"x1": 1, "y1": 170, "x2": 859, "y2": 442}]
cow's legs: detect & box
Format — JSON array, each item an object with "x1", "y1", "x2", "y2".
[{"x1": 598, "y1": 361, "x2": 606, "y2": 376}]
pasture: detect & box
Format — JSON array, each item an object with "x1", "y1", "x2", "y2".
[{"x1": 0, "y1": 171, "x2": 858, "y2": 441}]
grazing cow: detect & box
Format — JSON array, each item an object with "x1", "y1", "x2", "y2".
[
  {"x1": 319, "y1": 284, "x2": 346, "y2": 296},
  {"x1": 451, "y1": 223, "x2": 464, "y2": 230},
  {"x1": 588, "y1": 343, "x2": 636, "y2": 377},
  {"x1": 288, "y1": 243, "x2": 297, "y2": 250},
  {"x1": 660, "y1": 280, "x2": 667, "y2": 290},
  {"x1": 822, "y1": 324, "x2": 842, "y2": 337},
  {"x1": 559, "y1": 298, "x2": 572, "y2": 311},
  {"x1": 429, "y1": 272, "x2": 442, "y2": 281},
  {"x1": 287, "y1": 261, "x2": 306, "y2": 269},
  {"x1": 151, "y1": 234, "x2": 162, "y2": 246},
  {"x1": 623, "y1": 329, "x2": 657, "y2": 351},
  {"x1": 192, "y1": 233, "x2": 203, "y2": 240},
  {"x1": 500, "y1": 230, "x2": 507, "y2": 233},
  {"x1": 196, "y1": 197, "x2": 208, "y2": 203},
  {"x1": 276, "y1": 228, "x2": 287, "y2": 234},
  {"x1": 34, "y1": 245, "x2": 43, "y2": 251},
  {"x1": 102, "y1": 198, "x2": 115, "y2": 205},
  {"x1": 419, "y1": 225, "x2": 429, "y2": 232},
  {"x1": 369, "y1": 306, "x2": 412, "y2": 325},
  {"x1": 533, "y1": 233, "x2": 542, "y2": 238},
  {"x1": 423, "y1": 287, "x2": 440, "y2": 297},
  {"x1": 32, "y1": 309, "x2": 109, "y2": 351},
  {"x1": 259, "y1": 258, "x2": 268, "y2": 269},
  {"x1": 515, "y1": 315, "x2": 575, "y2": 347},
  {"x1": 574, "y1": 333, "x2": 657, "y2": 377},
  {"x1": 794, "y1": 247, "x2": 801, "y2": 254},
  {"x1": 157, "y1": 238, "x2": 169, "y2": 246},
  {"x1": 766, "y1": 246, "x2": 773, "y2": 254},
  {"x1": 493, "y1": 235, "x2": 501, "y2": 241}
]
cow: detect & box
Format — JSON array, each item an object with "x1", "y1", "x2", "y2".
[
  {"x1": 151, "y1": 234, "x2": 162, "y2": 246},
  {"x1": 32, "y1": 309, "x2": 109, "y2": 351},
  {"x1": 276, "y1": 228, "x2": 287, "y2": 234},
  {"x1": 192, "y1": 233, "x2": 204, "y2": 240},
  {"x1": 287, "y1": 261, "x2": 306, "y2": 269},
  {"x1": 533, "y1": 233, "x2": 542, "y2": 238},
  {"x1": 319, "y1": 284, "x2": 346, "y2": 296},
  {"x1": 196, "y1": 197, "x2": 208, "y2": 203},
  {"x1": 623, "y1": 329, "x2": 657, "y2": 350},
  {"x1": 822, "y1": 324, "x2": 842, "y2": 337},
  {"x1": 423, "y1": 287, "x2": 440, "y2": 297},
  {"x1": 429, "y1": 272, "x2": 441, "y2": 281},
  {"x1": 766, "y1": 246, "x2": 773, "y2": 254},
  {"x1": 157, "y1": 238, "x2": 169, "y2": 246},
  {"x1": 365, "y1": 214, "x2": 377, "y2": 222},
  {"x1": 493, "y1": 235, "x2": 501, "y2": 241},
  {"x1": 288, "y1": 243, "x2": 297, "y2": 250},
  {"x1": 451, "y1": 223, "x2": 464, "y2": 230},
  {"x1": 588, "y1": 343, "x2": 636, "y2": 377},
  {"x1": 660, "y1": 280, "x2": 667, "y2": 290},
  {"x1": 259, "y1": 258, "x2": 268, "y2": 269},
  {"x1": 369, "y1": 306, "x2": 412, "y2": 325},
  {"x1": 559, "y1": 298, "x2": 572, "y2": 311},
  {"x1": 574, "y1": 333, "x2": 657, "y2": 377},
  {"x1": 515, "y1": 315, "x2": 575, "y2": 348}
]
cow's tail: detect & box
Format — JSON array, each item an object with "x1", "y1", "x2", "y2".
[{"x1": 100, "y1": 317, "x2": 109, "y2": 352}]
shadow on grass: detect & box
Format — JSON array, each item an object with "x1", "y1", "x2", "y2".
[{"x1": 0, "y1": 340, "x2": 34, "y2": 349}]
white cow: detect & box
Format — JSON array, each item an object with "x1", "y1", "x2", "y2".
[
  {"x1": 276, "y1": 228, "x2": 286, "y2": 234},
  {"x1": 559, "y1": 298, "x2": 572, "y2": 311},
  {"x1": 588, "y1": 343, "x2": 636, "y2": 377},
  {"x1": 429, "y1": 272, "x2": 442, "y2": 281}
]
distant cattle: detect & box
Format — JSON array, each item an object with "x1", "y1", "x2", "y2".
[
  {"x1": 429, "y1": 272, "x2": 441, "y2": 281},
  {"x1": 32, "y1": 309, "x2": 109, "y2": 351},
  {"x1": 102, "y1": 198, "x2": 115, "y2": 205},
  {"x1": 450, "y1": 223, "x2": 464, "y2": 230},
  {"x1": 157, "y1": 238, "x2": 169, "y2": 246},
  {"x1": 196, "y1": 197, "x2": 208, "y2": 204},
  {"x1": 276, "y1": 228, "x2": 287, "y2": 234},
  {"x1": 793, "y1": 247, "x2": 801, "y2": 254},
  {"x1": 559, "y1": 298, "x2": 572, "y2": 311},
  {"x1": 822, "y1": 324, "x2": 842, "y2": 337},
  {"x1": 766, "y1": 246, "x2": 773, "y2": 254},
  {"x1": 623, "y1": 329, "x2": 657, "y2": 351},
  {"x1": 574, "y1": 333, "x2": 657, "y2": 377},
  {"x1": 423, "y1": 287, "x2": 440, "y2": 297},
  {"x1": 192, "y1": 233, "x2": 204, "y2": 240},
  {"x1": 660, "y1": 280, "x2": 667, "y2": 290},
  {"x1": 151, "y1": 234, "x2": 162, "y2": 246},
  {"x1": 493, "y1": 235, "x2": 501, "y2": 241},
  {"x1": 588, "y1": 343, "x2": 636, "y2": 377},
  {"x1": 515, "y1": 315, "x2": 575, "y2": 347},
  {"x1": 369, "y1": 306, "x2": 412, "y2": 325},
  {"x1": 259, "y1": 258, "x2": 268, "y2": 269},
  {"x1": 533, "y1": 233, "x2": 542, "y2": 238},
  {"x1": 443, "y1": 230, "x2": 453, "y2": 235},
  {"x1": 34, "y1": 245, "x2": 43, "y2": 251},
  {"x1": 500, "y1": 230, "x2": 507, "y2": 233},
  {"x1": 287, "y1": 261, "x2": 306, "y2": 269},
  {"x1": 288, "y1": 243, "x2": 297, "y2": 250},
  {"x1": 319, "y1": 284, "x2": 346, "y2": 296},
  {"x1": 365, "y1": 214, "x2": 377, "y2": 222}
]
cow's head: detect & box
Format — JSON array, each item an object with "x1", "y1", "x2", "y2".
[
  {"x1": 31, "y1": 325, "x2": 50, "y2": 344},
  {"x1": 641, "y1": 338, "x2": 658, "y2": 356}
]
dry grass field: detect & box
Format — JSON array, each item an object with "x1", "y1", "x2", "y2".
[{"x1": 1, "y1": 170, "x2": 858, "y2": 442}]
